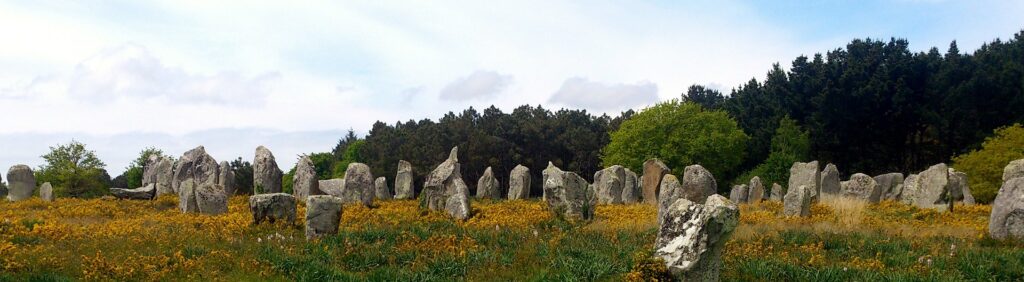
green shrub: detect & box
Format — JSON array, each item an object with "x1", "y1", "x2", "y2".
[
  {"x1": 952, "y1": 124, "x2": 1024, "y2": 203},
  {"x1": 734, "y1": 116, "x2": 810, "y2": 189}
]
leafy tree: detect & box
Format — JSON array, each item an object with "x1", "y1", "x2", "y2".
[
  {"x1": 35, "y1": 140, "x2": 108, "y2": 198},
  {"x1": 602, "y1": 100, "x2": 748, "y2": 192},
  {"x1": 230, "y1": 158, "x2": 254, "y2": 195},
  {"x1": 682, "y1": 84, "x2": 725, "y2": 110},
  {"x1": 332, "y1": 140, "x2": 365, "y2": 178},
  {"x1": 952, "y1": 124, "x2": 1024, "y2": 203},
  {"x1": 734, "y1": 116, "x2": 811, "y2": 189},
  {"x1": 120, "y1": 147, "x2": 165, "y2": 188}
]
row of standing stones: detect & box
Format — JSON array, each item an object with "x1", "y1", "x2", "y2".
[{"x1": 5, "y1": 147, "x2": 1024, "y2": 280}]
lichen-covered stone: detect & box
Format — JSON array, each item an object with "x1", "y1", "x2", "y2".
[
  {"x1": 217, "y1": 161, "x2": 237, "y2": 196},
  {"x1": 747, "y1": 176, "x2": 764, "y2": 203},
  {"x1": 594, "y1": 165, "x2": 626, "y2": 204},
  {"x1": 788, "y1": 161, "x2": 820, "y2": 202},
  {"x1": 40, "y1": 182, "x2": 53, "y2": 202},
  {"x1": 292, "y1": 156, "x2": 321, "y2": 201},
  {"x1": 543, "y1": 162, "x2": 595, "y2": 222},
  {"x1": 508, "y1": 165, "x2": 531, "y2": 200},
  {"x1": 172, "y1": 146, "x2": 219, "y2": 195},
  {"x1": 305, "y1": 195, "x2": 343, "y2": 239},
  {"x1": 343, "y1": 163, "x2": 375, "y2": 207},
  {"x1": 249, "y1": 193, "x2": 297, "y2": 225},
  {"x1": 655, "y1": 194, "x2": 738, "y2": 281},
  {"x1": 253, "y1": 146, "x2": 282, "y2": 194},
  {"x1": 6, "y1": 165, "x2": 35, "y2": 202},
  {"x1": 842, "y1": 173, "x2": 882, "y2": 203},
  {"x1": 476, "y1": 167, "x2": 502, "y2": 199},
  {"x1": 990, "y1": 177, "x2": 1024, "y2": 239},
  {"x1": 374, "y1": 177, "x2": 393, "y2": 200},
  {"x1": 422, "y1": 147, "x2": 472, "y2": 220},
  {"x1": 195, "y1": 183, "x2": 228, "y2": 215},
  {"x1": 820, "y1": 163, "x2": 840, "y2": 196},
  {"x1": 729, "y1": 184, "x2": 748, "y2": 203},
  {"x1": 622, "y1": 168, "x2": 640, "y2": 204},
  {"x1": 901, "y1": 163, "x2": 950, "y2": 211},
  {"x1": 874, "y1": 173, "x2": 904, "y2": 201},
  {"x1": 784, "y1": 185, "x2": 812, "y2": 217},
  {"x1": 394, "y1": 160, "x2": 415, "y2": 200}
]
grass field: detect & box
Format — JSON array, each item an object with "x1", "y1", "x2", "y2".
[{"x1": 0, "y1": 196, "x2": 1022, "y2": 281}]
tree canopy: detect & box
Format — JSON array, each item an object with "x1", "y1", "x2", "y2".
[{"x1": 35, "y1": 140, "x2": 109, "y2": 198}]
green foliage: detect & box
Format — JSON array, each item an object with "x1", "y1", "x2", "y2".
[
  {"x1": 952, "y1": 124, "x2": 1024, "y2": 203},
  {"x1": 735, "y1": 116, "x2": 810, "y2": 187},
  {"x1": 602, "y1": 100, "x2": 748, "y2": 188},
  {"x1": 34, "y1": 140, "x2": 108, "y2": 198},
  {"x1": 307, "y1": 152, "x2": 334, "y2": 180},
  {"x1": 122, "y1": 147, "x2": 165, "y2": 189},
  {"x1": 282, "y1": 167, "x2": 296, "y2": 194},
  {"x1": 331, "y1": 140, "x2": 365, "y2": 179},
  {"x1": 229, "y1": 158, "x2": 254, "y2": 195}
]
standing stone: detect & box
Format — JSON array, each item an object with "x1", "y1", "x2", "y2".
[
  {"x1": 594, "y1": 165, "x2": 626, "y2": 204},
  {"x1": 217, "y1": 161, "x2": 237, "y2": 196},
  {"x1": 642, "y1": 159, "x2": 671, "y2": 204},
  {"x1": 729, "y1": 185, "x2": 748, "y2": 203},
  {"x1": 318, "y1": 179, "x2": 345, "y2": 197},
  {"x1": 253, "y1": 146, "x2": 283, "y2": 194},
  {"x1": 681, "y1": 165, "x2": 717, "y2": 204},
  {"x1": 172, "y1": 146, "x2": 219, "y2": 194},
  {"x1": 1003, "y1": 159, "x2": 1024, "y2": 182},
  {"x1": 784, "y1": 185, "x2": 812, "y2": 217},
  {"x1": 902, "y1": 163, "x2": 951, "y2": 210},
  {"x1": 144, "y1": 156, "x2": 174, "y2": 196},
  {"x1": 375, "y1": 177, "x2": 392, "y2": 200},
  {"x1": 542, "y1": 162, "x2": 596, "y2": 222},
  {"x1": 394, "y1": 160, "x2": 415, "y2": 200},
  {"x1": 292, "y1": 156, "x2": 321, "y2": 201},
  {"x1": 990, "y1": 177, "x2": 1024, "y2": 239},
  {"x1": 748, "y1": 176, "x2": 764, "y2": 204},
  {"x1": 422, "y1": 147, "x2": 472, "y2": 220},
  {"x1": 820, "y1": 163, "x2": 841, "y2": 196},
  {"x1": 874, "y1": 173, "x2": 905, "y2": 201},
  {"x1": 305, "y1": 195, "x2": 344, "y2": 240},
  {"x1": 842, "y1": 173, "x2": 882, "y2": 203},
  {"x1": 249, "y1": 193, "x2": 297, "y2": 225},
  {"x1": 788, "y1": 161, "x2": 820, "y2": 202},
  {"x1": 476, "y1": 167, "x2": 502, "y2": 199},
  {"x1": 947, "y1": 168, "x2": 970, "y2": 204},
  {"x1": 111, "y1": 184, "x2": 157, "y2": 200},
  {"x1": 655, "y1": 195, "x2": 738, "y2": 281},
  {"x1": 195, "y1": 183, "x2": 228, "y2": 215},
  {"x1": 658, "y1": 174, "x2": 682, "y2": 226},
  {"x1": 343, "y1": 163, "x2": 375, "y2": 207},
  {"x1": 508, "y1": 165, "x2": 531, "y2": 200},
  {"x1": 769, "y1": 183, "x2": 783, "y2": 202},
  {"x1": 622, "y1": 168, "x2": 640, "y2": 204},
  {"x1": 40, "y1": 182, "x2": 53, "y2": 202},
  {"x1": 6, "y1": 165, "x2": 36, "y2": 202},
  {"x1": 179, "y1": 179, "x2": 199, "y2": 212}
]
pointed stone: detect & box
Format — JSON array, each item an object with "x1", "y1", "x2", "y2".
[
  {"x1": 476, "y1": 167, "x2": 502, "y2": 199},
  {"x1": 253, "y1": 146, "x2": 282, "y2": 194},
  {"x1": 747, "y1": 176, "x2": 764, "y2": 203},
  {"x1": 292, "y1": 156, "x2": 321, "y2": 201},
  {"x1": 375, "y1": 177, "x2": 393, "y2": 200},
  {"x1": 422, "y1": 147, "x2": 472, "y2": 220},
  {"x1": 172, "y1": 146, "x2": 219, "y2": 195},
  {"x1": 820, "y1": 163, "x2": 840, "y2": 196},
  {"x1": 642, "y1": 159, "x2": 671, "y2": 205},
  {"x1": 217, "y1": 161, "x2": 237, "y2": 196},
  {"x1": 542, "y1": 163, "x2": 596, "y2": 222},
  {"x1": 394, "y1": 160, "x2": 415, "y2": 199}
]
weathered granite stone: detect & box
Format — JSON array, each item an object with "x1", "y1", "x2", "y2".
[
  {"x1": 40, "y1": 182, "x2": 53, "y2": 202},
  {"x1": 655, "y1": 195, "x2": 738, "y2": 280},
  {"x1": 178, "y1": 180, "x2": 199, "y2": 212},
  {"x1": 375, "y1": 177, "x2": 392, "y2": 200},
  {"x1": 1003, "y1": 159, "x2": 1024, "y2": 183},
  {"x1": 948, "y1": 168, "x2": 971, "y2": 204},
  {"x1": 784, "y1": 185, "x2": 812, "y2": 217},
  {"x1": 748, "y1": 176, "x2": 764, "y2": 203},
  {"x1": 217, "y1": 161, "x2": 237, "y2": 196},
  {"x1": 476, "y1": 167, "x2": 502, "y2": 199},
  {"x1": 680, "y1": 165, "x2": 717, "y2": 204},
  {"x1": 770, "y1": 183, "x2": 783, "y2": 202},
  {"x1": 111, "y1": 183, "x2": 156, "y2": 200},
  {"x1": 305, "y1": 195, "x2": 343, "y2": 239},
  {"x1": 990, "y1": 177, "x2": 1024, "y2": 239},
  {"x1": 195, "y1": 183, "x2": 228, "y2": 215},
  {"x1": 729, "y1": 184, "x2": 748, "y2": 203},
  {"x1": 422, "y1": 147, "x2": 472, "y2": 220},
  {"x1": 642, "y1": 159, "x2": 671, "y2": 205},
  {"x1": 6, "y1": 165, "x2": 36, "y2": 201},
  {"x1": 249, "y1": 193, "x2": 297, "y2": 225},
  {"x1": 172, "y1": 146, "x2": 219, "y2": 195},
  {"x1": 594, "y1": 165, "x2": 626, "y2": 204},
  {"x1": 622, "y1": 168, "x2": 640, "y2": 204},
  {"x1": 542, "y1": 162, "x2": 596, "y2": 221},
  {"x1": 292, "y1": 156, "x2": 321, "y2": 201},
  {"x1": 788, "y1": 161, "x2": 820, "y2": 202},
  {"x1": 874, "y1": 173, "x2": 904, "y2": 201},
  {"x1": 394, "y1": 160, "x2": 415, "y2": 200},
  {"x1": 842, "y1": 173, "x2": 881, "y2": 203},
  {"x1": 253, "y1": 146, "x2": 282, "y2": 194},
  {"x1": 318, "y1": 179, "x2": 344, "y2": 198},
  {"x1": 658, "y1": 174, "x2": 683, "y2": 226},
  {"x1": 902, "y1": 163, "x2": 951, "y2": 210},
  {"x1": 343, "y1": 163, "x2": 375, "y2": 207},
  {"x1": 508, "y1": 165, "x2": 531, "y2": 200},
  {"x1": 144, "y1": 156, "x2": 175, "y2": 196},
  {"x1": 820, "y1": 163, "x2": 840, "y2": 196}
]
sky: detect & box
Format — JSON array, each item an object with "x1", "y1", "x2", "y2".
[{"x1": 1, "y1": 0, "x2": 1022, "y2": 177}]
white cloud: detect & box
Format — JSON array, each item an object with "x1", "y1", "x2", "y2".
[
  {"x1": 548, "y1": 77, "x2": 659, "y2": 113},
  {"x1": 439, "y1": 70, "x2": 513, "y2": 101}
]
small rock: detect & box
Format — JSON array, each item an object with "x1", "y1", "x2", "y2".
[{"x1": 111, "y1": 183, "x2": 157, "y2": 200}]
